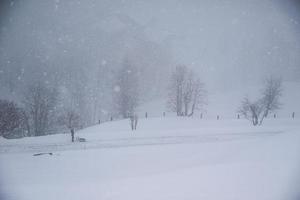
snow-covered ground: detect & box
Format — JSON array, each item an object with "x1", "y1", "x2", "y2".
[{"x1": 1, "y1": 117, "x2": 300, "y2": 200}]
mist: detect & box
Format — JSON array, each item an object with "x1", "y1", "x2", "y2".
[
  {"x1": 1, "y1": 1, "x2": 300, "y2": 200},
  {"x1": 1, "y1": 0, "x2": 300, "y2": 87},
  {"x1": 0, "y1": 0, "x2": 300, "y2": 123}
]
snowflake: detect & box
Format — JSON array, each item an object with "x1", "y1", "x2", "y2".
[
  {"x1": 101, "y1": 60, "x2": 107, "y2": 66},
  {"x1": 114, "y1": 85, "x2": 120, "y2": 92}
]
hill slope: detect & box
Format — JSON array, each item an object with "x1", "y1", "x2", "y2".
[{"x1": 0, "y1": 117, "x2": 300, "y2": 200}]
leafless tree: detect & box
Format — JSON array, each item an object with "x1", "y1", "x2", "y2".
[
  {"x1": 191, "y1": 78, "x2": 206, "y2": 116},
  {"x1": 183, "y1": 71, "x2": 194, "y2": 116},
  {"x1": 168, "y1": 65, "x2": 206, "y2": 117},
  {"x1": 259, "y1": 77, "x2": 282, "y2": 124},
  {"x1": 60, "y1": 109, "x2": 80, "y2": 130},
  {"x1": 115, "y1": 58, "x2": 139, "y2": 118},
  {"x1": 59, "y1": 108, "x2": 81, "y2": 142},
  {"x1": 168, "y1": 65, "x2": 187, "y2": 116},
  {"x1": 238, "y1": 97, "x2": 263, "y2": 126},
  {"x1": 129, "y1": 113, "x2": 138, "y2": 131},
  {"x1": 238, "y1": 76, "x2": 282, "y2": 126},
  {"x1": 0, "y1": 100, "x2": 24, "y2": 137},
  {"x1": 23, "y1": 83, "x2": 58, "y2": 136}
]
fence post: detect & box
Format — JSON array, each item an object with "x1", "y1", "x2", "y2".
[
  {"x1": 237, "y1": 114, "x2": 240, "y2": 119},
  {"x1": 200, "y1": 113, "x2": 203, "y2": 119},
  {"x1": 110, "y1": 116, "x2": 113, "y2": 121},
  {"x1": 292, "y1": 112, "x2": 295, "y2": 119},
  {"x1": 217, "y1": 115, "x2": 219, "y2": 120},
  {"x1": 145, "y1": 112, "x2": 148, "y2": 118},
  {"x1": 274, "y1": 114, "x2": 276, "y2": 118},
  {"x1": 163, "y1": 112, "x2": 166, "y2": 117}
]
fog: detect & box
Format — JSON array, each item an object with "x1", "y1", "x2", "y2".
[
  {"x1": 1, "y1": 1, "x2": 300, "y2": 199},
  {"x1": 0, "y1": 0, "x2": 300, "y2": 124}
]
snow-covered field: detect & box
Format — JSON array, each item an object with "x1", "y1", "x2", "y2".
[{"x1": 1, "y1": 117, "x2": 300, "y2": 200}]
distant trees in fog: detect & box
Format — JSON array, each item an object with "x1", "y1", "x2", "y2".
[
  {"x1": 23, "y1": 83, "x2": 58, "y2": 136},
  {"x1": 59, "y1": 108, "x2": 81, "y2": 142},
  {"x1": 238, "y1": 77, "x2": 282, "y2": 126},
  {"x1": 167, "y1": 65, "x2": 206, "y2": 117},
  {"x1": 115, "y1": 58, "x2": 139, "y2": 118},
  {"x1": 0, "y1": 100, "x2": 25, "y2": 138},
  {"x1": 260, "y1": 77, "x2": 283, "y2": 120},
  {"x1": 0, "y1": 13, "x2": 173, "y2": 128},
  {"x1": 0, "y1": 67, "x2": 286, "y2": 139},
  {"x1": 59, "y1": 108, "x2": 81, "y2": 131},
  {"x1": 1, "y1": 82, "x2": 82, "y2": 138}
]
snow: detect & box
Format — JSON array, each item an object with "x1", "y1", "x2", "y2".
[
  {"x1": 138, "y1": 81, "x2": 300, "y2": 119},
  {"x1": 1, "y1": 117, "x2": 300, "y2": 200}
]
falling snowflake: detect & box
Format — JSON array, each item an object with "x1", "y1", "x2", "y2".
[
  {"x1": 114, "y1": 85, "x2": 120, "y2": 92},
  {"x1": 101, "y1": 60, "x2": 107, "y2": 66}
]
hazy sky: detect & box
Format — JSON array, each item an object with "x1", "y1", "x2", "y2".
[{"x1": 0, "y1": 0, "x2": 300, "y2": 91}]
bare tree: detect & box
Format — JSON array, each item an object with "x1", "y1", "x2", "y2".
[
  {"x1": 238, "y1": 97, "x2": 263, "y2": 126},
  {"x1": 60, "y1": 109, "x2": 80, "y2": 130},
  {"x1": 0, "y1": 100, "x2": 24, "y2": 137},
  {"x1": 183, "y1": 71, "x2": 194, "y2": 116},
  {"x1": 168, "y1": 65, "x2": 187, "y2": 116},
  {"x1": 129, "y1": 113, "x2": 138, "y2": 131},
  {"x1": 59, "y1": 109, "x2": 80, "y2": 142},
  {"x1": 168, "y1": 65, "x2": 206, "y2": 117},
  {"x1": 23, "y1": 83, "x2": 58, "y2": 136},
  {"x1": 259, "y1": 77, "x2": 282, "y2": 124},
  {"x1": 238, "y1": 76, "x2": 283, "y2": 126},
  {"x1": 115, "y1": 58, "x2": 139, "y2": 118},
  {"x1": 188, "y1": 77, "x2": 206, "y2": 116}
]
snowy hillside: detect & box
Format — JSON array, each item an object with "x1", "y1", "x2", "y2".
[
  {"x1": 1, "y1": 117, "x2": 300, "y2": 200},
  {"x1": 0, "y1": 0, "x2": 299, "y2": 199}
]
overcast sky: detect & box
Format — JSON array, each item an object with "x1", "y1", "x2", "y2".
[{"x1": 1, "y1": 0, "x2": 300, "y2": 91}]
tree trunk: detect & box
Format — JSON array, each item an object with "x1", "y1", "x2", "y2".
[
  {"x1": 252, "y1": 115, "x2": 259, "y2": 126},
  {"x1": 184, "y1": 102, "x2": 188, "y2": 116}
]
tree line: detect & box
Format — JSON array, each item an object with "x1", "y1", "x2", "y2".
[
  {"x1": 0, "y1": 57, "x2": 140, "y2": 138},
  {"x1": 0, "y1": 61, "x2": 284, "y2": 138}
]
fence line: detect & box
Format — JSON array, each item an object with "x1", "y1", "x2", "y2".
[{"x1": 92, "y1": 111, "x2": 297, "y2": 126}]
